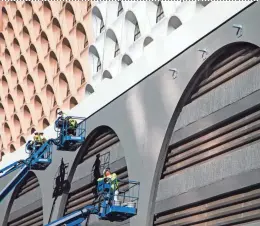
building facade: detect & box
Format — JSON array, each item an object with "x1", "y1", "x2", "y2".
[
  {"x1": 1, "y1": 1, "x2": 260, "y2": 226},
  {"x1": 0, "y1": 1, "x2": 94, "y2": 156}
]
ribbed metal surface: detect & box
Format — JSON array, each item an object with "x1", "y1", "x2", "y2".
[
  {"x1": 8, "y1": 207, "x2": 43, "y2": 226},
  {"x1": 65, "y1": 127, "x2": 127, "y2": 215},
  {"x1": 188, "y1": 44, "x2": 260, "y2": 104},
  {"x1": 162, "y1": 105, "x2": 260, "y2": 179},
  {"x1": 154, "y1": 184, "x2": 260, "y2": 226},
  {"x1": 15, "y1": 173, "x2": 39, "y2": 198},
  {"x1": 65, "y1": 166, "x2": 128, "y2": 215}
]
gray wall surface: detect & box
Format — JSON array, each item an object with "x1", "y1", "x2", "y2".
[{"x1": 1, "y1": 2, "x2": 260, "y2": 226}]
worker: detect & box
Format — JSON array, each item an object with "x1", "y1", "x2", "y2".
[
  {"x1": 97, "y1": 167, "x2": 119, "y2": 201},
  {"x1": 56, "y1": 109, "x2": 77, "y2": 136},
  {"x1": 27, "y1": 132, "x2": 46, "y2": 156}
]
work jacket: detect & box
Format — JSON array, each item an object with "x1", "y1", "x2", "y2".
[
  {"x1": 98, "y1": 173, "x2": 118, "y2": 191},
  {"x1": 68, "y1": 119, "x2": 77, "y2": 129}
]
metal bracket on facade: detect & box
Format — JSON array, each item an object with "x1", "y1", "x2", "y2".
[
  {"x1": 232, "y1": 24, "x2": 243, "y2": 38},
  {"x1": 169, "y1": 68, "x2": 178, "y2": 79},
  {"x1": 198, "y1": 49, "x2": 208, "y2": 61}
]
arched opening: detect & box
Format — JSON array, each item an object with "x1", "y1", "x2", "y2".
[
  {"x1": 65, "y1": 3, "x2": 76, "y2": 31},
  {"x1": 43, "y1": 118, "x2": 50, "y2": 129},
  {"x1": 7, "y1": 94, "x2": 15, "y2": 115},
  {"x1": 62, "y1": 38, "x2": 73, "y2": 65},
  {"x1": 4, "y1": 48, "x2": 11, "y2": 69},
  {"x1": 34, "y1": 95, "x2": 44, "y2": 118},
  {"x1": 59, "y1": 73, "x2": 70, "y2": 101},
  {"x1": 2, "y1": 7, "x2": 8, "y2": 28},
  {"x1": 26, "y1": 74, "x2": 36, "y2": 97},
  {"x1": 29, "y1": 44, "x2": 39, "y2": 65},
  {"x1": 168, "y1": 16, "x2": 182, "y2": 34},
  {"x1": 4, "y1": 123, "x2": 11, "y2": 143},
  {"x1": 1, "y1": 76, "x2": 9, "y2": 96},
  {"x1": 43, "y1": 1, "x2": 53, "y2": 24},
  {"x1": 15, "y1": 10, "x2": 24, "y2": 32},
  {"x1": 125, "y1": 11, "x2": 140, "y2": 48},
  {"x1": 10, "y1": 66, "x2": 18, "y2": 86},
  {"x1": 20, "y1": 136, "x2": 26, "y2": 146},
  {"x1": 6, "y1": 22, "x2": 14, "y2": 41},
  {"x1": 76, "y1": 23, "x2": 88, "y2": 50},
  {"x1": 32, "y1": 13, "x2": 41, "y2": 37},
  {"x1": 61, "y1": 126, "x2": 129, "y2": 223},
  {"x1": 121, "y1": 54, "x2": 133, "y2": 70},
  {"x1": 16, "y1": 85, "x2": 25, "y2": 108},
  {"x1": 0, "y1": 33, "x2": 6, "y2": 54},
  {"x1": 31, "y1": 127, "x2": 36, "y2": 135},
  {"x1": 89, "y1": 45, "x2": 102, "y2": 74},
  {"x1": 23, "y1": 105, "x2": 32, "y2": 128},
  {"x1": 156, "y1": 1, "x2": 165, "y2": 23},
  {"x1": 21, "y1": 26, "x2": 30, "y2": 48},
  {"x1": 153, "y1": 42, "x2": 260, "y2": 225},
  {"x1": 196, "y1": 0, "x2": 211, "y2": 10},
  {"x1": 46, "y1": 85, "x2": 56, "y2": 108},
  {"x1": 38, "y1": 63, "x2": 47, "y2": 88},
  {"x1": 69, "y1": 97, "x2": 78, "y2": 109},
  {"x1": 40, "y1": 31, "x2": 50, "y2": 56},
  {"x1": 85, "y1": 84, "x2": 95, "y2": 97},
  {"x1": 5, "y1": 172, "x2": 43, "y2": 226},
  {"x1": 52, "y1": 17, "x2": 62, "y2": 43},
  {"x1": 105, "y1": 29, "x2": 120, "y2": 66},
  {"x1": 18, "y1": 55, "x2": 28, "y2": 78},
  {"x1": 13, "y1": 114, "x2": 21, "y2": 135},
  {"x1": 0, "y1": 103, "x2": 5, "y2": 122},
  {"x1": 10, "y1": 144, "x2": 15, "y2": 153},
  {"x1": 92, "y1": 6, "x2": 105, "y2": 37},
  {"x1": 13, "y1": 38, "x2": 21, "y2": 56},
  {"x1": 143, "y1": 36, "x2": 153, "y2": 48},
  {"x1": 103, "y1": 70, "x2": 113, "y2": 80},
  {"x1": 73, "y1": 60, "x2": 85, "y2": 88},
  {"x1": 49, "y1": 51, "x2": 58, "y2": 75}
]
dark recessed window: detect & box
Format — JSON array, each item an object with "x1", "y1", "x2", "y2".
[
  {"x1": 114, "y1": 41, "x2": 120, "y2": 57},
  {"x1": 97, "y1": 58, "x2": 101, "y2": 72},
  {"x1": 117, "y1": 1, "x2": 123, "y2": 17},
  {"x1": 134, "y1": 22, "x2": 141, "y2": 41},
  {"x1": 156, "y1": 2, "x2": 164, "y2": 23}
]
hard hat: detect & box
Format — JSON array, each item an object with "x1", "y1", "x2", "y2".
[{"x1": 56, "y1": 108, "x2": 62, "y2": 115}]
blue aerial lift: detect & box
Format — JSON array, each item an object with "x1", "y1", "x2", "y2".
[
  {"x1": 0, "y1": 116, "x2": 86, "y2": 202},
  {"x1": 54, "y1": 115, "x2": 86, "y2": 150},
  {"x1": 46, "y1": 179, "x2": 140, "y2": 226}
]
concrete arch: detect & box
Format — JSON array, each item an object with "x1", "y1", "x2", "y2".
[
  {"x1": 121, "y1": 53, "x2": 133, "y2": 70},
  {"x1": 43, "y1": 118, "x2": 50, "y2": 129},
  {"x1": 15, "y1": 84, "x2": 25, "y2": 108},
  {"x1": 58, "y1": 125, "x2": 129, "y2": 218},
  {"x1": 3, "y1": 171, "x2": 43, "y2": 226},
  {"x1": 13, "y1": 114, "x2": 21, "y2": 135},
  {"x1": 37, "y1": 63, "x2": 47, "y2": 87},
  {"x1": 51, "y1": 17, "x2": 62, "y2": 43},
  {"x1": 58, "y1": 72, "x2": 70, "y2": 101},
  {"x1": 23, "y1": 104, "x2": 33, "y2": 128},
  {"x1": 73, "y1": 59, "x2": 85, "y2": 88},
  {"x1": 13, "y1": 37, "x2": 21, "y2": 56},
  {"x1": 0, "y1": 103, "x2": 6, "y2": 122},
  {"x1": 1, "y1": 75, "x2": 9, "y2": 96},
  {"x1": 69, "y1": 96, "x2": 78, "y2": 109},
  {"x1": 3, "y1": 122, "x2": 12, "y2": 144},
  {"x1": 124, "y1": 10, "x2": 140, "y2": 48},
  {"x1": 9, "y1": 144, "x2": 16, "y2": 153},
  {"x1": 146, "y1": 1, "x2": 164, "y2": 27},
  {"x1": 103, "y1": 70, "x2": 113, "y2": 80},
  {"x1": 92, "y1": 5, "x2": 105, "y2": 37},
  {"x1": 45, "y1": 84, "x2": 56, "y2": 108},
  {"x1": 89, "y1": 44, "x2": 102, "y2": 74},
  {"x1": 15, "y1": 9, "x2": 24, "y2": 31},
  {"x1": 20, "y1": 136, "x2": 26, "y2": 146},
  {"x1": 61, "y1": 37, "x2": 73, "y2": 65},
  {"x1": 10, "y1": 65, "x2": 18, "y2": 86},
  {"x1": 21, "y1": 25, "x2": 30, "y2": 48},
  {"x1": 43, "y1": 1, "x2": 53, "y2": 24},
  {"x1": 26, "y1": 74, "x2": 36, "y2": 97},
  {"x1": 18, "y1": 54, "x2": 28, "y2": 78},
  {"x1": 85, "y1": 83, "x2": 95, "y2": 97},
  {"x1": 76, "y1": 23, "x2": 88, "y2": 49},
  {"x1": 29, "y1": 43, "x2": 39, "y2": 66},
  {"x1": 7, "y1": 94, "x2": 15, "y2": 116},
  {"x1": 64, "y1": 2, "x2": 76, "y2": 31},
  {"x1": 143, "y1": 36, "x2": 153, "y2": 48},
  {"x1": 32, "y1": 13, "x2": 41, "y2": 37},
  {"x1": 168, "y1": 15, "x2": 182, "y2": 34},
  {"x1": 152, "y1": 41, "x2": 260, "y2": 225},
  {"x1": 40, "y1": 31, "x2": 50, "y2": 55},
  {"x1": 33, "y1": 94, "x2": 44, "y2": 119}
]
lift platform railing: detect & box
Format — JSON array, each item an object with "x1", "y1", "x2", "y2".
[
  {"x1": 0, "y1": 160, "x2": 26, "y2": 178},
  {"x1": 46, "y1": 179, "x2": 140, "y2": 226},
  {"x1": 54, "y1": 116, "x2": 86, "y2": 149}
]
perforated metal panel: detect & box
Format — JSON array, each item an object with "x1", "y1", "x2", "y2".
[
  {"x1": 64, "y1": 127, "x2": 128, "y2": 215},
  {"x1": 154, "y1": 184, "x2": 260, "y2": 226}
]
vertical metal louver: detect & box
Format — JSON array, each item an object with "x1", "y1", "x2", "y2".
[
  {"x1": 64, "y1": 127, "x2": 128, "y2": 215},
  {"x1": 154, "y1": 184, "x2": 260, "y2": 225},
  {"x1": 8, "y1": 207, "x2": 43, "y2": 226}
]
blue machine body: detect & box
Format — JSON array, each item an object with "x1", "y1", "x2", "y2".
[
  {"x1": 46, "y1": 179, "x2": 140, "y2": 226},
  {"x1": 54, "y1": 116, "x2": 86, "y2": 150}
]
